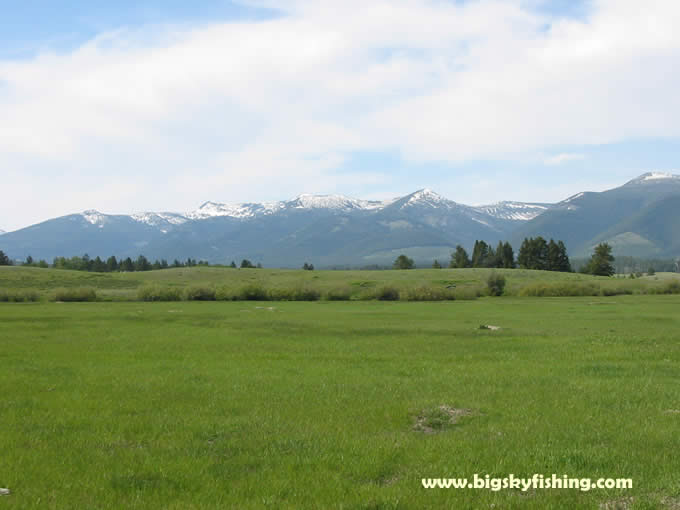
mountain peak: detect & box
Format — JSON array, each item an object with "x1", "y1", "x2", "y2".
[
  {"x1": 81, "y1": 210, "x2": 107, "y2": 225},
  {"x1": 625, "y1": 171, "x2": 680, "y2": 185}
]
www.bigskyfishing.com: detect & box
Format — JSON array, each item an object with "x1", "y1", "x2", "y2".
[{"x1": 421, "y1": 474, "x2": 632, "y2": 492}]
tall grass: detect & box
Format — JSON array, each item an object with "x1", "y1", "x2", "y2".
[
  {"x1": 0, "y1": 289, "x2": 40, "y2": 302},
  {"x1": 137, "y1": 284, "x2": 182, "y2": 302},
  {"x1": 53, "y1": 287, "x2": 97, "y2": 302}
]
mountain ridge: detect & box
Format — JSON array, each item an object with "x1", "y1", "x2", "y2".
[{"x1": 2, "y1": 173, "x2": 679, "y2": 265}]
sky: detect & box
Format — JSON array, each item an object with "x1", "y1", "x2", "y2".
[{"x1": 1, "y1": 0, "x2": 679, "y2": 231}]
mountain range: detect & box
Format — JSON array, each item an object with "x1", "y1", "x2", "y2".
[{"x1": 1, "y1": 172, "x2": 679, "y2": 267}]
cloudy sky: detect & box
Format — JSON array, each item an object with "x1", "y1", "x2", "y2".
[{"x1": 1, "y1": 0, "x2": 679, "y2": 231}]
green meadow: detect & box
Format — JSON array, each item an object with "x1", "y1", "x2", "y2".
[{"x1": 1, "y1": 267, "x2": 680, "y2": 508}]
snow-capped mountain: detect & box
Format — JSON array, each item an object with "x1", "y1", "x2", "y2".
[
  {"x1": 1, "y1": 188, "x2": 550, "y2": 266},
  {"x1": 4, "y1": 173, "x2": 678, "y2": 265},
  {"x1": 624, "y1": 171, "x2": 680, "y2": 185}
]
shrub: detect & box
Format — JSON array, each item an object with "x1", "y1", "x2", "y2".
[
  {"x1": 0, "y1": 289, "x2": 40, "y2": 302},
  {"x1": 486, "y1": 272, "x2": 506, "y2": 296},
  {"x1": 518, "y1": 282, "x2": 600, "y2": 297},
  {"x1": 215, "y1": 286, "x2": 237, "y2": 301},
  {"x1": 600, "y1": 286, "x2": 633, "y2": 296},
  {"x1": 54, "y1": 287, "x2": 97, "y2": 302},
  {"x1": 137, "y1": 284, "x2": 182, "y2": 302},
  {"x1": 291, "y1": 287, "x2": 321, "y2": 301},
  {"x1": 376, "y1": 285, "x2": 400, "y2": 301},
  {"x1": 236, "y1": 284, "x2": 268, "y2": 301},
  {"x1": 401, "y1": 285, "x2": 455, "y2": 301},
  {"x1": 451, "y1": 286, "x2": 483, "y2": 300},
  {"x1": 324, "y1": 286, "x2": 352, "y2": 301},
  {"x1": 267, "y1": 287, "x2": 294, "y2": 301},
  {"x1": 658, "y1": 280, "x2": 680, "y2": 295},
  {"x1": 184, "y1": 285, "x2": 216, "y2": 301}
]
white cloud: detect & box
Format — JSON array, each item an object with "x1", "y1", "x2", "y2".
[
  {"x1": 1, "y1": 0, "x2": 680, "y2": 229},
  {"x1": 544, "y1": 153, "x2": 586, "y2": 165}
]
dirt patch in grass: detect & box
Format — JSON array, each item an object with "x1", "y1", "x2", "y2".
[
  {"x1": 599, "y1": 497, "x2": 634, "y2": 509},
  {"x1": 661, "y1": 496, "x2": 680, "y2": 509},
  {"x1": 413, "y1": 405, "x2": 474, "y2": 434},
  {"x1": 479, "y1": 324, "x2": 501, "y2": 330}
]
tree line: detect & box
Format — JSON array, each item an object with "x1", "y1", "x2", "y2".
[
  {"x1": 393, "y1": 238, "x2": 617, "y2": 277},
  {"x1": 0, "y1": 251, "x2": 268, "y2": 272},
  {"x1": 449, "y1": 237, "x2": 572, "y2": 272}
]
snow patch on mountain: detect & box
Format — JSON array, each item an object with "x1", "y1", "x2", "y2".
[
  {"x1": 475, "y1": 201, "x2": 551, "y2": 221},
  {"x1": 287, "y1": 193, "x2": 387, "y2": 211},
  {"x1": 187, "y1": 201, "x2": 283, "y2": 220},
  {"x1": 132, "y1": 212, "x2": 188, "y2": 226},
  {"x1": 81, "y1": 210, "x2": 107, "y2": 225}
]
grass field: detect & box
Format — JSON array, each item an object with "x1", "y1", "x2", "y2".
[
  {"x1": 2, "y1": 292, "x2": 680, "y2": 508},
  {"x1": 1, "y1": 266, "x2": 677, "y2": 301}
]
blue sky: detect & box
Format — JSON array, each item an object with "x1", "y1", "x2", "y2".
[{"x1": 1, "y1": 0, "x2": 679, "y2": 230}]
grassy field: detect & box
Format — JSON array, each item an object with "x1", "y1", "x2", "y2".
[
  {"x1": 1, "y1": 266, "x2": 677, "y2": 301},
  {"x1": 1, "y1": 294, "x2": 680, "y2": 508}
]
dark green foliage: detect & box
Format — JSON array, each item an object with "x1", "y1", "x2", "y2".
[
  {"x1": 517, "y1": 236, "x2": 548, "y2": 270},
  {"x1": 50, "y1": 254, "x2": 207, "y2": 272},
  {"x1": 471, "y1": 240, "x2": 490, "y2": 267},
  {"x1": 517, "y1": 237, "x2": 571, "y2": 272},
  {"x1": 54, "y1": 287, "x2": 97, "y2": 302},
  {"x1": 432, "y1": 259, "x2": 442, "y2": 269},
  {"x1": 20, "y1": 255, "x2": 49, "y2": 268},
  {"x1": 486, "y1": 272, "x2": 506, "y2": 296},
  {"x1": 498, "y1": 241, "x2": 515, "y2": 269},
  {"x1": 229, "y1": 261, "x2": 237, "y2": 268},
  {"x1": 393, "y1": 255, "x2": 415, "y2": 270},
  {"x1": 450, "y1": 245, "x2": 471, "y2": 268},
  {"x1": 0, "y1": 250, "x2": 11, "y2": 265},
  {"x1": 647, "y1": 267, "x2": 655, "y2": 276},
  {"x1": 184, "y1": 286, "x2": 216, "y2": 301},
  {"x1": 585, "y1": 243, "x2": 615, "y2": 276},
  {"x1": 302, "y1": 262, "x2": 315, "y2": 271},
  {"x1": 375, "y1": 285, "x2": 400, "y2": 300},
  {"x1": 106, "y1": 256, "x2": 119, "y2": 271},
  {"x1": 241, "y1": 259, "x2": 255, "y2": 269}
]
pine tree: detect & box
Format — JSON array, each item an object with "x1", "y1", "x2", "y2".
[
  {"x1": 471, "y1": 240, "x2": 489, "y2": 268},
  {"x1": 393, "y1": 254, "x2": 415, "y2": 269},
  {"x1": 121, "y1": 257, "x2": 134, "y2": 272},
  {"x1": 106, "y1": 256, "x2": 119, "y2": 272},
  {"x1": 450, "y1": 245, "x2": 471, "y2": 268},
  {"x1": 501, "y1": 242, "x2": 515, "y2": 268},
  {"x1": 587, "y1": 243, "x2": 615, "y2": 276}
]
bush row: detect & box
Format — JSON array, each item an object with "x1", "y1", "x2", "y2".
[
  {"x1": 135, "y1": 283, "x2": 484, "y2": 302},
  {"x1": 54, "y1": 287, "x2": 97, "y2": 302},
  {"x1": 0, "y1": 289, "x2": 40, "y2": 302},
  {"x1": 518, "y1": 280, "x2": 680, "y2": 297}
]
